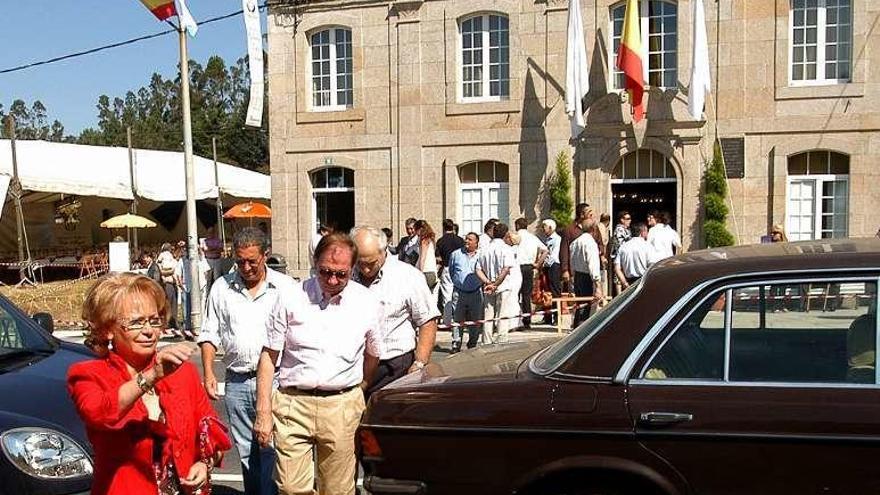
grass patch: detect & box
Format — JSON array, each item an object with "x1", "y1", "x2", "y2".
[{"x1": 0, "y1": 278, "x2": 99, "y2": 327}]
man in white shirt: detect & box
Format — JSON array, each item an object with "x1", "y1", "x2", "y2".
[
  {"x1": 647, "y1": 210, "x2": 682, "y2": 264},
  {"x1": 476, "y1": 222, "x2": 517, "y2": 343},
  {"x1": 352, "y1": 226, "x2": 440, "y2": 395},
  {"x1": 614, "y1": 223, "x2": 652, "y2": 289},
  {"x1": 198, "y1": 227, "x2": 297, "y2": 495},
  {"x1": 254, "y1": 232, "x2": 383, "y2": 495},
  {"x1": 478, "y1": 218, "x2": 499, "y2": 251},
  {"x1": 174, "y1": 248, "x2": 211, "y2": 337},
  {"x1": 569, "y1": 208, "x2": 604, "y2": 328},
  {"x1": 540, "y1": 219, "x2": 562, "y2": 325},
  {"x1": 514, "y1": 218, "x2": 548, "y2": 329}
]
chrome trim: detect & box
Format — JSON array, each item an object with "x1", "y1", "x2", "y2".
[
  {"x1": 614, "y1": 270, "x2": 880, "y2": 384},
  {"x1": 547, "y1": 372, "x2": 612, "y2": 383},
  {"x1": 723, "y1": 288, "x2": 732, "y2": 382},
  {"x1": 635, "y1": 430, "x2": 880, "y2": 444},
  {"x1": 360, "y1": 423, "x2": 633, "y2": 437},
  {"x1": 529, "y1": 279, "x2": 644, "y2": 377},
  {"x1": 629, "y1": 378, "x2": 880, "y2": 389}
]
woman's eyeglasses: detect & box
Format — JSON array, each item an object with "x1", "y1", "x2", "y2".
[
  {"x1": 120, "y1": 317, "x2": 165, "y2": 331},
  {"x1": 318, "y1": 268, "x2": 349, "y2": 280}
]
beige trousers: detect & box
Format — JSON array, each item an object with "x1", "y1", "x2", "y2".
[{"x1": 272, "y1": 387, "x2": 365, "y2": 495}]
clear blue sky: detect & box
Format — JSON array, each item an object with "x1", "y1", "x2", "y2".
[{"x1": 0, "y1": 0, "x2": 263, "y2": 134}]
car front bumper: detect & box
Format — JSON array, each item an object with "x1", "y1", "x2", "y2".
[{"x1": 364, "y1": 475, "x2": 427, "y2": 494}]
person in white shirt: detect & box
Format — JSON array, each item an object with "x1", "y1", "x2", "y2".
[
  {"x1": 478, "y1": 218, "x2": 499, "y2": 252},
  {"x1": 198, "y1": 227, "x2": 297, "y2": 495},
  {"x1": 476, "y1": 222, "x2": 517, "y2": 343},
  {"x1": 647, "y1": 210, "x2": 682, "y2": 264},
  {"x1": 308, "y1": 224, "x2": 333, "y2": 276},
  {"x1": 174, "y1": 248, "x2": 211, "y2": 337},
  {"x1": 156, "y1": 243, "x2": 179, "y2": 331},
  {"x1": 514, "y1": 217, "x2": 548, "y2": 329},
  {"x1": 351, "y1": 226, "x2": 440, "y2": 395},
  {"x1": 254, "y1": 232, "x2": 382, "y2": 495},
  {"x1": 614, "y1": 223, "x2": 652, "y2": 289},
  {"x1": 569, "y1": 207, "x2": 604, "y2": 328}
]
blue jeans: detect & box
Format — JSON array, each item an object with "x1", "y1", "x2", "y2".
[{"x1": 224, "y1": 371, "x2": 278, "y2": 495}]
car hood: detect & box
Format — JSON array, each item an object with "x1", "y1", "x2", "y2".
[
  {"x1": 0, "y1": 343, "x2": 91, "y2": 450},
  {"x1": 383, "y1": 338, "x2": 559, "y2": 390}
]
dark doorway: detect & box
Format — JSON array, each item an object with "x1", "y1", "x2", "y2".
[
  {"x1": 611, "y1": 182, "x2": 678, "y2": 230},
  {"x1": 314, "y1": 191, "x2": 354, "y2": 233}
]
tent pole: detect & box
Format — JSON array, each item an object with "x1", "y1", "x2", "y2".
[
  {"x1": 213, "y1": 136, "x2": 226, "y2": 252},
  {"x1": 127, "y1": 126, "x2": 139, "y2": 258},
  {"x1": 6, "y1": 116, "x2": 25, "y2": 264}
]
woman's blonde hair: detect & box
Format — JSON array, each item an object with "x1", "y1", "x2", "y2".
[{"x1": 81, "y1": 273, "x2": 168, "y2": 355}]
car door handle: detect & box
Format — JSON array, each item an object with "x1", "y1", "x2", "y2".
[{"x1": 639, "y1": 411, "x2": 694, "y2": 426}]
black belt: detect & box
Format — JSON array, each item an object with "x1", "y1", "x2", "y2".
[
  {"x1": 281, "y1": 385, "x2": 358, "y2": 397},
  {"x1": 227, "y1": 369, "x2": 257, "y2": 378}
]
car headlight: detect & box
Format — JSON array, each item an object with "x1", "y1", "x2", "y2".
[{"x1": 1, "y1": 428, "x2": 93, "y2": 479}]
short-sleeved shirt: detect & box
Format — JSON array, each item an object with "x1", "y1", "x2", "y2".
[
  {"x1": 615, "y1": 236, "x2": 651, "y2": 279},
  {"x1": 266, "y1": 278, "x2": 383, "y2": 390},
  {"x1": 648, "y1": 223, "x2": 682, "y2": 263},
  {"x1": 516, "y1": 229, "x2": 548, "y2": 265},
  {"x1": 570, "y1": 232, "x2": 601, "y2": 282},
  {"x1": 477, "y1": 239, "x2": 517, "y2": 293},
  {"x1": 197, "y1": 268, "x2": 297, "y2": 374},
  {"x1": 436, "y1": 233, "x2": 465, "y2": 267},
  {"x1": 543, "y1": 232, "x2": 561, "y2": 267},
  {"x1": 355, "y1": 257, "x2": 440, "y2": 360}
]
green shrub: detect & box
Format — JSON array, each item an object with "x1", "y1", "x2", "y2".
[
  {"x1": 548, "y1": 151, "x2": 574, "y2": 229},
  {"x1": 702, "y1": 142, "x2": 735, "y2": 247},
  {"x1": 704, "y1": 220, "x2": 736, "y2": 248}
]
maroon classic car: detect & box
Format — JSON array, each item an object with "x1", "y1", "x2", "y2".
[{"x1": 361, "y1": 238, "x2": 880, "y2": 495}]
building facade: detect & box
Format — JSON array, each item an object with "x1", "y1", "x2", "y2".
[{"x1": 267, "y1": 0, "x2": 879, "y2": 277}]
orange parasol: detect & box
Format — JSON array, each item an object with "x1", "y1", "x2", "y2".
[{"x1": 223, "y1": 201, "x2": 272, "y2": 219}]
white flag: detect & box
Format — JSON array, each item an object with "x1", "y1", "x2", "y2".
[
  {"x1": 688, "y1": 0, "x2": 711, "y2": 120},
  {"x1": 243, "y1": 0, "x2": 264, "y2": 127},
  {"x1": 564, "y1": 0, "x2": 589, "y2": 140},
  {"x1": 176, "y1": 0, "x2": 198, "y2": 37}
]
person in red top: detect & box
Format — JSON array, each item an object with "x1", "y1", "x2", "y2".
[{"x1": 67, "y1": 273, "x2": 230, "y2": 495}]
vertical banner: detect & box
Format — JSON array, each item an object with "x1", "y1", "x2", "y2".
[{"x1": 243, "y1": 0, "x2": 264, "y2": 127}]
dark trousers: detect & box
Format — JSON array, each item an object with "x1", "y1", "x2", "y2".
[
  {"x1": 366, "y1": 351, "x2": 414, "y2": 398},
  {"x1": 572, "y1": 271, "x2": 594, "y2": 328},
  {"x1": 163, "y1": 282, "x2": 178, "y2": 329},
  {"x1": 543, "y1": 263, "x2": 562, "y2": 324},
  {"x1": 519, "y1": 264, "x2": 534, "y2": 328}
]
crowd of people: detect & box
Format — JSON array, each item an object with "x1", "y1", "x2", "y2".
[{"x1": 65, "y1": 208, "x2": 686, "y2": 495}]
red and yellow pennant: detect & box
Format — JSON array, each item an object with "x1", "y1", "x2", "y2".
[
  {"x1": 616, "y1": 0, "x2": 645, "y2": 122},
  {"x1": 139, "y1": 0, "x2": 177, "y2": 21}
]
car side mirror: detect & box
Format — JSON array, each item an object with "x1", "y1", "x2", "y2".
[{"x1": 32, "y1": 313, "x2": 54, "y2": 333}]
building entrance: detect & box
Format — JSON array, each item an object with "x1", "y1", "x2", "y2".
[
  {"x1": 311, "y1": 167, "x2": 355, "y2": 233},
  {"x1": 610, "y1": 149, "x2": 678, "y2": 229}
]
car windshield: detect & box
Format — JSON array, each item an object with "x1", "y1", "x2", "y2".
[
  {"x1": 532, "y1": 277, "x2": 644, "y2": 374},
  {"x1": 0, "y1": 298, "x2": 55, "y2": 367}
]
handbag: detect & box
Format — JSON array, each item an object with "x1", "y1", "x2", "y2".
[{"x1": 193, "y1": 417, "x2": 232, "y2": 495}]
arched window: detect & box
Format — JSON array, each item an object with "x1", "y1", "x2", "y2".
[
  {"x1": 309, "y1": 27, "x2": 353, "y2": 110},
  {"x1": 459, "y1": 13, "x2": 510, "y2": 101},
  {"x1": 787, "y1": 150, "x2": 849, "y2": 240},
  {"x1": 611, "y1": 149, "x2": 676, "y2": 181},
  {"x1": 311, "y1": 167, "x2": 355, "y2": 233},
  {"x1": 610, "y1": 1, "x2": 678, "y2": 89},
  {"x1": 458, "y1": 161, "x2": 509, "y2": 235}
]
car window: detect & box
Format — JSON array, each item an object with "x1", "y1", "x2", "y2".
[
  {"x1": 0, "y1": 299, "x2": 53, "y2": 353},
  {"x1": 532, "y1": 278, "x2": 643, "y2": 374},
  {"x1": 643, "y1": 292, "x2": 725, "y2": 380},
  {"x1": 730, "y1": 281, "x2": 876, "y2": 384},
  {"x1": 642, "y1": 279, "x2": 877, "y2": 385}
]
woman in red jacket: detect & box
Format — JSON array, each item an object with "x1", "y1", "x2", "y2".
[{"x1": 67, "y1": 273, "x2": 230, "y2": 495}]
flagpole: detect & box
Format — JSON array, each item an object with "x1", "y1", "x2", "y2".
[{"x1": 179, "y1": 23, "x2": 202, "y2": 334}]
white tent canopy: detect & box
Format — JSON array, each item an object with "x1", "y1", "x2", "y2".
[{"x1": 0, "y1": 139, "x2": 270, "y2": 203}]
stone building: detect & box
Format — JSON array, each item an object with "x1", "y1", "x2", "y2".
[{"x1": 266, "y1": 0, "x2": 880, "y2": 277}]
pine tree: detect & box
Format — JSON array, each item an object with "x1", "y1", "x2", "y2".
[
  {"x1": 703, "y1": 143, "x2": 735, "y2": 247},
  {"x1": 548, "y1": 151, "x2": 574, "y2": 229}
]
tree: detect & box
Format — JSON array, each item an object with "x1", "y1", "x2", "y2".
[
  {"x1": 703, "y1": 143, "x2": 736, "y2": 247},
  {"x1": 77, "y1": 55, "x2": 269, "y2": 172},
  {"x1": 547, "y1": 151, "x2": 574, "y2": 229},
  {"x1": 0, "y1": 99, "x2": 69, "y2": 141}
]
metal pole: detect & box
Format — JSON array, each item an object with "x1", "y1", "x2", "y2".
[
  {"x1": 127, "y1": 126, "x2": 139, "y2": 257},
  {"x1": 212, "y1": 136, "x2": 226, "y2": 251},
  {"x1": 6, "y1": 116, "x2": 25, "y2": 263},
  {"x1": 179, "y1": 27, "x2": 202, "y2": 332}
]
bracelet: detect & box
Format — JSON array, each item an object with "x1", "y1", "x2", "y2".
[
  {"x1": 412, "y1": 360, "x2": 426, "y2": 370},
  {"x1": 202, "y1": 457, "x2": 215, "y2": 473},
  {"x1": 135, "y1": 372, "x2": 153, "y2": 394}
]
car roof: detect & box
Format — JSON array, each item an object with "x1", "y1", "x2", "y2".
[{"x1": 647, "y1": 238, "x2": 880, "y2": 288}]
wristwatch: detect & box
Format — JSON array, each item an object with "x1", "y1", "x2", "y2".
[
  {"x1": 412, "y1": 360, "x2": 426, "y2": 370},
  {"x1": 135, "y1": 372, "x2": 154, "y2": 393}
]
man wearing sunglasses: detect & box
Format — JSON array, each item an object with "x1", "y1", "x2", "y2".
[
  {"x1": 254, "y1": 232, "x2": 383, "y2": 495},
  {"x1": 197, "y1": 227, "x2": 297, "y2": 495},
  {"x1": 351, "y1": 225, "x2": 440, "y2": 395}
]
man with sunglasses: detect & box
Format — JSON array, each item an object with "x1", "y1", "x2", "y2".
[
  {"x1": 197, "y1": 227, "x2": 296, "y2": 495},
  {"x1": 254, "y1": 232, "x2": 383, "y2": 495},
  {"x1": 351, "y1": 225, "x2": 440, "y2": 395}
]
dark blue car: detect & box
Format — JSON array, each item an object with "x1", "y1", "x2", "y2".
[{"x1": 0, "y1": 295, "x2": 92, "y2": 495}]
